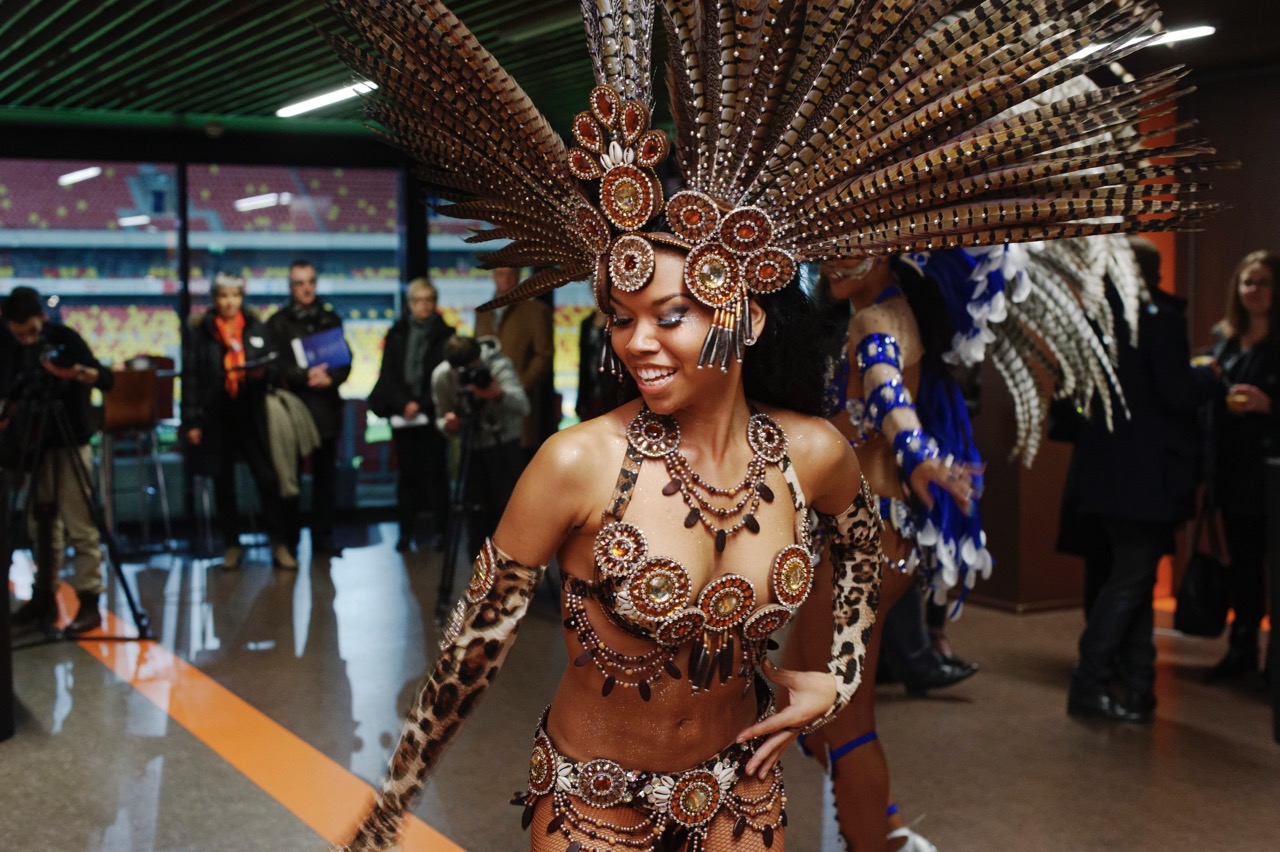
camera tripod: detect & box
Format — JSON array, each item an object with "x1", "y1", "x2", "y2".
[
  {"x1": 434, "y1": 407, "x2": 483, "y2": 624},
  {"x1": 4, "y1": 388, "x2": 153, "y2": 649}
]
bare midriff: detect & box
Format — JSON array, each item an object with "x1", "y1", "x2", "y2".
[{"x1": 544, "y1": 459, "x2": 800, "y2": 771}]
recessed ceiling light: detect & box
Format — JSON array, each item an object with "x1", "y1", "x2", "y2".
[
  {"x1": 276, "y1": 82, "x2": 377, "y2": 118},
  {"x1": 58, "y1": 167, "x2": 102, "y2": 187}
]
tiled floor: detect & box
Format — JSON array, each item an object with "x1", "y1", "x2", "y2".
[{"x1": 3, "y1": 525, "x2": 1277, "y2": 851}]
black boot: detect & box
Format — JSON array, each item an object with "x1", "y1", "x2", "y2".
[
  {"x1": 64, "y1": 591, "x2": 102, "y2": 636},
  {"x1": 903, "y1": 654, "x2": 980, "y2": 696},
  {"x1": 1068, "y1": 673, "x2": 1145, "y2": 723}
]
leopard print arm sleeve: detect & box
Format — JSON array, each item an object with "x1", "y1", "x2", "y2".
[
  {"x1": 337, "y1": 539, "x2": 546, "y2": 851},
  {"x1": 803, "y1": 478, "x2": 882, "y2": 734}
]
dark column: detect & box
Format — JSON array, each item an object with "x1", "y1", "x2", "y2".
[
  {"x1": 177, "y1": 162, "x2": 197, "y2": 531},
  {"x1": 0, "y1": 472, "x2": 15, "y2": 741},
  {"x1": 399, "y1": 171, "x2": 429, "y2": 283},
  {"x1": 1266, "y1": 459, "x2": 1280, "y2": 744}
]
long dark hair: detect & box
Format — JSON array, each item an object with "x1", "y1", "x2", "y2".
[
  {"x1": 743, "y1": 284, "x2": 828, "y2": 415},
  {"x1": 1221, "y1": 250, "x2": 1280, "y2": 342}
]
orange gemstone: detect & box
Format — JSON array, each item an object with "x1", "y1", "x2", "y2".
[
  {"x1": 737, "y1": 223, "x2": 755, "y2": 239},
  {"x1": 685, "y1": 209, "x2": 701, "y2": 225},
  {"x1": 595, "y1": 90, "x2": 615, "y2": 121},
  {"x1": 641, "y1": 136, "x2": 663, "y2": 160},
  {"x1": 593, "y1": 776, "x2": 611, "y2": 792}
]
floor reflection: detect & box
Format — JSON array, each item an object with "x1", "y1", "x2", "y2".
[{"x1": 8, "y1": 521, "x2": 1278, "y2": 851}]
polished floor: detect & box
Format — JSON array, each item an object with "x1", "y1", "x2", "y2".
[{"x1": 3, "y1": 526, "x2": 1277, "y2": 851}]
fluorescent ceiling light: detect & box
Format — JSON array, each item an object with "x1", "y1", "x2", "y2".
[
  {"x1": 276, "y1": 82, "x2": 376, "y2": 118},
  {"x1": 58, "y1": 166, "x2": 102, "y2": 187},
  {"x1": 118, "y1": 215, "x2": 151, "y2": 227},
  {"x1": 234, "y1": 192, "x2": 293, "y2": 212},
  {"x1": 1071, "y1": 25, "x2": 1215, "y2": 61}
]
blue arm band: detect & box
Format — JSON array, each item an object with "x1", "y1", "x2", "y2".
[
  {"x1": 893, "y1": 428, "x2": 940, "y2": 483},
  {"x1": 854, "y1": 332, "x2": 902, "y2": 378},
  {"x1": 866, "y1": 377, "x2": 913, "y2": 431}
]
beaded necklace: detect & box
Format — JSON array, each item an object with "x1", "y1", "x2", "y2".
[{"x1": 626, "y1": 406, "x2": 787, "y2": 552}]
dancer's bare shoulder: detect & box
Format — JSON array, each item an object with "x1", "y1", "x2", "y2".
[{"x1": 755, "y1": 403, "x2": 863, "y2": 514}]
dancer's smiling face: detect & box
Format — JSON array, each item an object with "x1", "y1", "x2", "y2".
[{"x1": 608, "y1": 247, "x2": 719, "y2": 414}]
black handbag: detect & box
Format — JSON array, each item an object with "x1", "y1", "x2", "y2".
[{"x1": 1174, "y1": 495, "x2": 1230, "y2": 637}]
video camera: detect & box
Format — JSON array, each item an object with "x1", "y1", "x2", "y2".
[
  {"x1": 3, "y1": 338, "x2": 75, "y2": 406},
  {"x1": 456, "y1": 363, "x2": 492, "y2": 391}
]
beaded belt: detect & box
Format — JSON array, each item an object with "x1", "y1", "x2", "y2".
[{"x1": 513, "y1": 710, "x2": 785, "y2": 851}]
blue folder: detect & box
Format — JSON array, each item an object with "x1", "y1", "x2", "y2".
[{"x1": 290, "y1": 327, "x2": 352, "y2": 370}]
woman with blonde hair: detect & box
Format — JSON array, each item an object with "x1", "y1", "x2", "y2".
[
  {"x1": 186, "y1": 273, "x2": 292, "y2": 569},
  {"x1": 368, "y1": 277, "x2": 455, "y2": 551}
]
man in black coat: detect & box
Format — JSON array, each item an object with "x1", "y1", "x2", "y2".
[
  {"x1": 267, "y1": 261, "x2": 350, "y2": 555},
  {"x1": 1060, "y1": 239, "x2": 1216, "y2": 722},
  {"x1": 3, "y1": 287, "x2": 114, "y2": 635},
  {"x1": 368, "y1": 278, "x2": 454, "y2": 551}
]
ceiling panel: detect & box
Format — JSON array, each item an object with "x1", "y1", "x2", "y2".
[{"x1": 0, "y1": 0, "x2": 1273, "y2": 142}]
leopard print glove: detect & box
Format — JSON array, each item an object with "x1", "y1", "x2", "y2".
[
  {"x1": 803, "y1": 477, "x2": 882, "y2": 734},
  {"x1": 337, "y1": 539, "x2": 545, "y2": 851}
]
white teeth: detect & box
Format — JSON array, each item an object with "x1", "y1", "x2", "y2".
[{"x1": 636, "y1": 368, "x2": 675, "y2": 383}]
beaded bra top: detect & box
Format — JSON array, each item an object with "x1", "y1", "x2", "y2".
[{"x1": 563, "y1": 409, "x2": 816, "y2": 700}]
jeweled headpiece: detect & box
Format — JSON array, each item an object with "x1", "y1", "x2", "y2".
[{"x1": 328, "y1": 0, "x2": 1225, "y2": 370}]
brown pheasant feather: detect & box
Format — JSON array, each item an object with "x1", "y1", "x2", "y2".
[
  {"x1": 325, "y1": 0, "x2": 1227, "y2": 323},
  {"x1": 659, "y1": 0, "x2": 1224, "y2": 262},
  {"x1": 325, "y1": 0, "x2": 597, "y2": 308}
]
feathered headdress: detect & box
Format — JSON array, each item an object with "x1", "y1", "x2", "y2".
[{"x1": 327, "y1": 0, "x2": 1225, "y2": 370}]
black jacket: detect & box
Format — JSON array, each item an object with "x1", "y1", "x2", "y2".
[
  {"x1": 0, "y1": 322, "x2": 112, "y2": 448},
  {"x1": 368, "y1": 314, "x2": 455, "y2": 420},
  {"x1": 185, "y1": 309, "x2": 276, "y2": 471},
  {"x1": 1210, "y1": 335, "x2": 1280, "y2": 515},
  {"x1": 1060, "y1": 290, "x2": 1213, "y2": 547},
  {"x1": 266, "y1": 301, "x2": 350, "y2": 438}
]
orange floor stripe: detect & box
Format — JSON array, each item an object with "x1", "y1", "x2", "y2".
[{"x1": 59, "y1": 587, "x2": 461, "y2": 851}]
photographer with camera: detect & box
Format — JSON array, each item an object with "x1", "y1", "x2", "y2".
[
  {"x1": 2, "y1": 286, "x2": 113, "y2": 635},
  {"x1": 430, "y1": 334, "x2": 528, "y2": 557}
]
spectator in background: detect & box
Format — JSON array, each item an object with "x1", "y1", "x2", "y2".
[
  {"x1": 186, "y1": 273, "x2": 294, "y2": 570},
  {"x1": 3, "y1": 286, "x2": 113, "y2": 635},
  {"x1": 474, "y1": 267, "x2": 553, "y2": 455},
  {"x1": 431, "y1": 334, "x2": 527, "y2": 558},
  {"x1": 575, "y1": 307, "x2": 629, "y2": 422},
  {"x1": 368, "y1": 278, "x2": 454, "y2": 552},
  {"x1": 1203, "y1": 250, "x2": 1280, "y2": 681},
  {"x1": 1059, "y1": 238, "x2": 1213, "y2": 721},
  {"x1": 267, "y1": 260, "x2": 350, "y2": 556}
]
